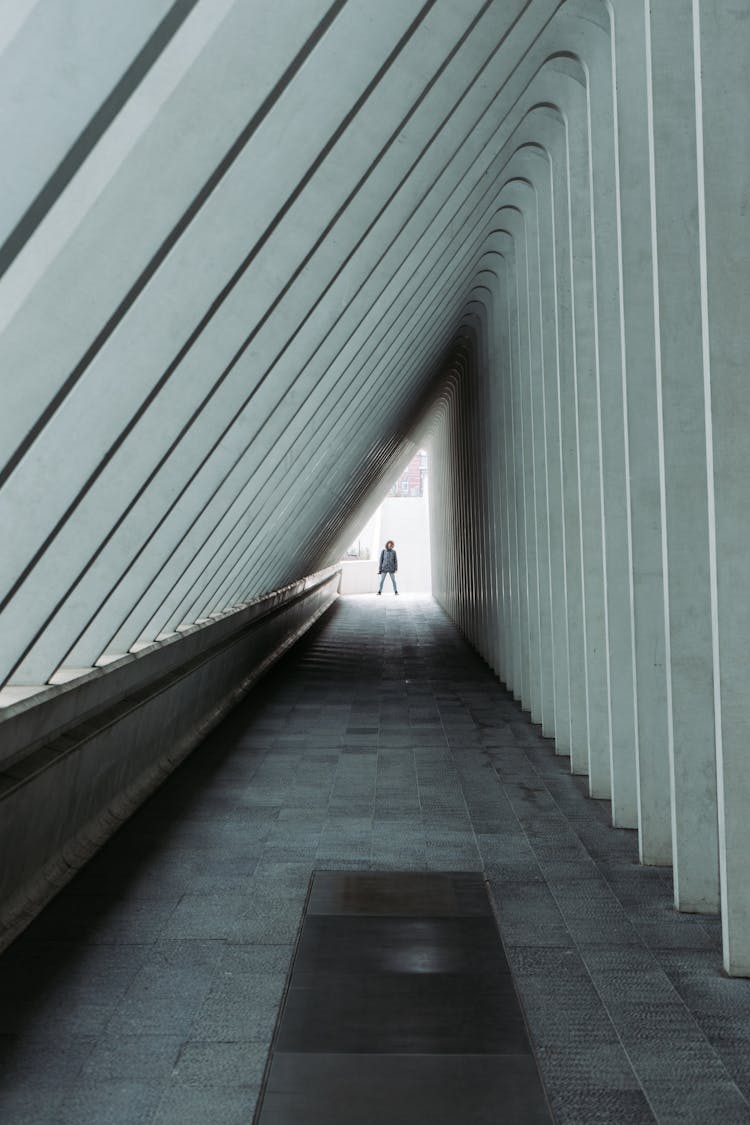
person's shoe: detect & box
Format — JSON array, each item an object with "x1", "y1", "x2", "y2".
[
  {"x1": 394, "y1": 591, "x2": 398, "y2": 595},
  {"x1": 377, "y1": 591, "x2": 381, "y2": 595}
]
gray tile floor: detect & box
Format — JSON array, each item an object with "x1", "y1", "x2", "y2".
[{"x1": 1, "y1": 595, "x2": 749, "y2": 1124}]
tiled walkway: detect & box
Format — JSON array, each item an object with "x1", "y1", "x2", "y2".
[{"x1": 1, "y1": 596, "x2": 749, "y2": 1124}]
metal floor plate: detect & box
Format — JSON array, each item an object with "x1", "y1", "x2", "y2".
[{"x1": 254, "y1": 871, "x2": 553, "y2": 1124}]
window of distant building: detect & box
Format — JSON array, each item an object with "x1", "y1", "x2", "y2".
[{"x1": 388, "y1": 450, "x2": 428, "y2": 497}]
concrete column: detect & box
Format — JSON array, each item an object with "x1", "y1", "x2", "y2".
[
  {"x1": 526, "y1": 131, "x2": 571, "y2": 753},
  {"x1": 481, "y1": 284, "x2": 505, "y2": 680},
  {"x1": 502, "y1": 236, "x2": 525, "y2": 702},
  {"x1": 475, "y1": 315, "x2": 494, "y2": 659},
  {"x1": 493, "y1": 240, "x2": 521, "y2": 692},
  {"x1": 611, "y1": 3, "x2": 673, "y2": 864},
  {"x1": 516, "y1": 164, "x2": 557, "y2": 738},
  {"x1": 503, "y1": 217, "x2": 532, "y2": 708},
  {"x1": 466, "y1": 334, "x2": 483, "y2": 647},
  {"x1": 585, "y1": 29, "x2": 638, "y2": 824},
  {"x1": 485, "y1": 270, "x2": 510, "y2": 684},
  {"x1": 497, "y1": 204, "x2": 537, "y2": 719},
  {"x1": 544, "y1": 77, "x2": 588, "y2": 768},
  {"x1": 645, "y1": 0, "x2": 719, "y2": 911},
  {"x1": 472, "y1": 288, "x2": 503, "y2": 676},
  {"x1": 559, "y1": 65, "x2": 609, "y2": 786},
  {"x1": 488, "y1": 267, "x2": 509, "y2": 687},
  {"x1": 501, "y1": 176, "x2": 553, "y2": 732},
  {"x1": 693, "y1": 0, "x2": 750, "y2": 975}
]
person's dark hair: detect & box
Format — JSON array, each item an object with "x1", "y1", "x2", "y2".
[{"x1": 385, "y1": 540, "x2": 394, "y2": 549}]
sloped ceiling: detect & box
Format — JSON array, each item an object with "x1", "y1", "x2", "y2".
[{"x1": 0, "y1": 0, "x2": 600, "y2": 688}]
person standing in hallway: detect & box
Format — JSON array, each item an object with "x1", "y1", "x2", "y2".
[{"x1": 377, "y1": 540, "x2": 398, "y2": 594}]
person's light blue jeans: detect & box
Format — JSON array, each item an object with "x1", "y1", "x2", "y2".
[{"x1": 378, "y1": 571, "x2": 398, "y2": 594}]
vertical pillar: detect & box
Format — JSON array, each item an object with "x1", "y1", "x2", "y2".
[
  {"x1": 564, "y1": 79, "x2": 609, "y2": 787},
  {"x1": 585, "y1": 40, "x2": 639, "y2": 826},
  {"x1": 612, "y1": 4, "x2": 672, "y2": 864},
  {"x1": 508, "y1": 220, "x2": 533, "y2": 709},
  {"x1": 529, "y1": 137, "x2": 570, "y2": 748},
  {"x1": 517, "y1": 177, "x2": 555, "y2": 735},
  {"x1": 485, "y1": 290, "x2": 505, "y2": 680},
  {"x1": 694, "y1": 0, "x2": 750, "y2": 974},
  {"x1": 482, "y1": 289, "x2": 504, "y2": 679},
  {"x1": 500, "y1": 237, "x2": 524, "y2": 699},
  {"x1": 496, "y1": 243, "x2": 521, "y2": 693},
  {"x1": 645, "y1": 0, "x2": 719, "y2": 911},
  {"x1": 513, "y1": 204, "x2": 544, "y2": 723},
  {"x1": 549, "y1": 82, "x2": 588, "y2": 770}
]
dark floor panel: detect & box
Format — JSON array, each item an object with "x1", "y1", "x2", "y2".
[
  {"x1": 291, "y1": 915, "x2": 512, "y2": 977},
  {"x1": 257, "y1": 870, "x2": 548, "y2": 1120},
  {"x1": 257, "y1": 1053, "x2": 553, "y2": 1125},
  {"x1": 276, "y1": 970, "x2": 529, "y2": 1054},
  {"x1": 308, "y1": 871, "x2": 491, "y2": 917}
]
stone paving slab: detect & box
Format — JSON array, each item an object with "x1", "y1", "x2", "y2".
[{"x1": 0, "y1": 596, "x2": 748, "y2": 1123}]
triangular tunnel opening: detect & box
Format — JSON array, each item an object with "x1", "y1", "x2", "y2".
[{"x1": 340, "y1": 447, "x2": 431, "y2": 595}]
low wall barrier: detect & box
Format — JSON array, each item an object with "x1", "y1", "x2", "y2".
[{"x1": 0, "y1": 566, "x2": 341, "y2": 951}]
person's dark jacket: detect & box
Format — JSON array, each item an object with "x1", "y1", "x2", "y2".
[{"x1": 379, "y1": 548, "x2": 398, "y2": 574}]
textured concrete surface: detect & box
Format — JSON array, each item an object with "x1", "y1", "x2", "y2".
[{"x1": 0, "y1": 597, "x2": 748, "y2": 1124}]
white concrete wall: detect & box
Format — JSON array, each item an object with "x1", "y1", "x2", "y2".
[
  {"x1": 376, "y1": 496, "x2": 431, "y2": 594},
  {"x1": 340, "y1": 483, "x2": 431, "y2": 594}
]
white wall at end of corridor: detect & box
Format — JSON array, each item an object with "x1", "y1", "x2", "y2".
[{"x1": 340, "y1": 491, "x2": 431, "y2": 595}]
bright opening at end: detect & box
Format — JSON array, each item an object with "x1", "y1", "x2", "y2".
[{"x1": 340, "y1": 450, "x2": 432, "y2": 596}]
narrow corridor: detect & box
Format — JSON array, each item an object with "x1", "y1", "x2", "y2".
[{"x1": 0, "y1": 598, "x2": 748, "y2": 1124}]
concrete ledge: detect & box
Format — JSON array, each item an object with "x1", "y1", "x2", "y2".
[{"x1": 0, "y1": 567, "x2": 340, "y2": 951}]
